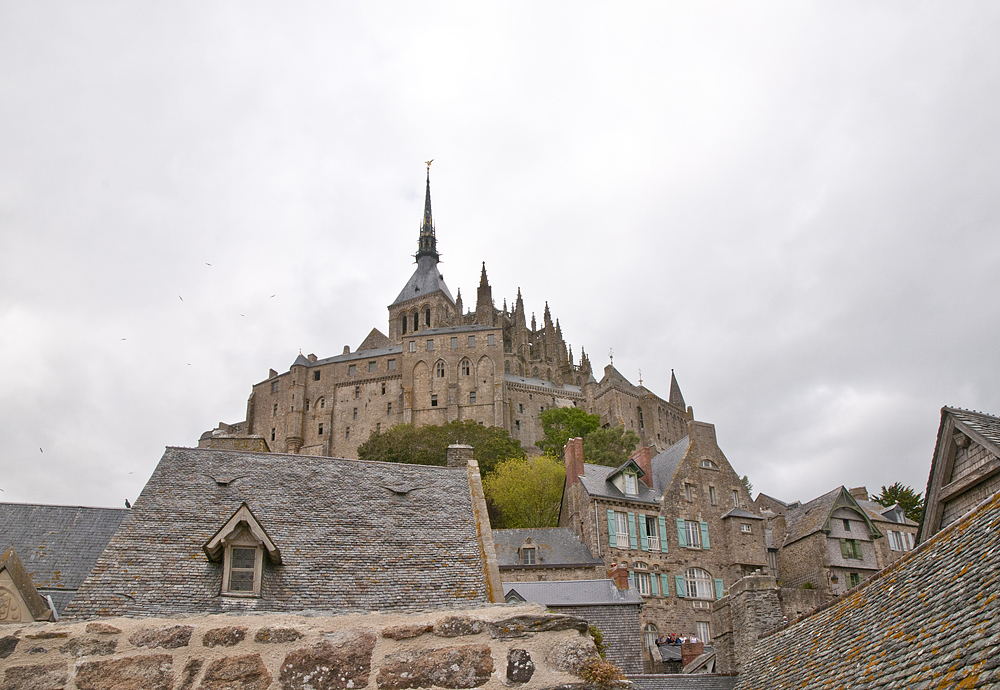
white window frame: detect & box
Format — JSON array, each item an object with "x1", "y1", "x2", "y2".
[
  {"x1": 646, "y1": 516, "x2": 660, "y2": 551},
  {"x1": 634, "y1": 565, "x2": 651, "y2": 596},
  {"x1": 409, "y1": 341, "x2": 416, "y2": 352},
  {"x1": 644, "y1": 624, "x2": 658, "y2": 650},
  {"x1": 740, "y1": 524, "x2": 752, "y2": 534},
  {"x1": 695, "y1": 622, "x2": 711, "y2": 643},
  {"x1": 615, "y1": 512, "x2": 630, "y2": 549},
  {"x1": 685, "y1": 520, "x2": 702, "y2": 549},
  {"x1": 685, "y1": 568, "x2": 713, "y2": 600},
  {"x1": 624, "y1": 473, "x2": 637, "y2": 495}
]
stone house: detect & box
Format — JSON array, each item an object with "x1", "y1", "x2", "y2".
[
  {"x1": 199, "y1": 168, "x2": 691, "y2": 462},
  {"x1": 504, "y1": 570, "x2": 644, "y2": 674},
  {"x1": 64, "y1": 445, "x2": 501, "y2": 618},
  {"x1": 558, "y1": 419, "x2": 767, "y2": 655},
  {"x1": 493, "y1": 528, "x2": 606, "y2": 582},
  {"x1": 920, "y1": 406, "x2": 1000, "y2": 541},
  {"x1": 0, "y1": 502, "x2": 128, "y2": 617}
]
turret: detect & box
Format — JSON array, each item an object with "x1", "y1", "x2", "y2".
[{"x1": 476, "y1": 262, "x2": 493, "y2": 325}]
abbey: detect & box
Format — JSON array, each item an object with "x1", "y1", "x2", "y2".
[{"x1": 201, "y1": 169, "x2": 692, "y2": 457}]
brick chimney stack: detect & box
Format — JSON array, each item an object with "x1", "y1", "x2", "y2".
[
  {"x1": 607, "y1": 563, "x2": 630, "y2": 590},
  {"x1": 629, "y1": 446, "x2": 653, "y2": 485},
  {"x1": 564, "y1": 437, "x2": 584, "y2": 486},
  {"x1": 446, "y1": 444, "x2": 474, "y2": 467},
  {"x1": 849, "y1": 486, "x2": 869, "y2": 502},
  {"x1": 681, "y1": 641, "x2": 704, "y2": 668}
]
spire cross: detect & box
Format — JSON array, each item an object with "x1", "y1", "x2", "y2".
[
  {"x1": 639, "y1": 369, "x2": 642, "y2": 386},
  {"x1": 425, "y1": 159, "x2": 433, "y2": 170},
  {"x1": 609, "y1": 348, "x2": 614, "y2": 366}
]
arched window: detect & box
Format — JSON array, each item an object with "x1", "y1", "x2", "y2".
[
  {"x1": 461, "y1": 359, "x2": 471, "y2": 376},
  {"x1": 546, "y1": 368, "x2": 552, "y2": 381},
  {"x1": 644, "y1": 624, "x2": 658, "y2": 650},
  {"x1": 317, "y1": 397, "x2": 325, "y2": 409},
  {"x1": 638, "y1": 406, "x2": 644, "y2": 429},
  {"x1": 532, "y1": 367, "x2": 539, "y2": 378},
  {"x1": 400, "y1": 313, "x2": 407, "y2": 335},
  {"x1": 412, "y1": 311, "x2": 419, "y2": 332},
  {"x1": 684, "y1": 568, "x2": 714, "y2": 599},
  {"x1": 436, "y1": 361, "x2": 445, "y2": 378},
  {"x1": 504, "y1": 361, "x2": 511, "y2": 374},
  {"x1": 425, "y1": 309, "x2": 431, "y2": 327},
  {"x1": 633, "y1": 561, "x2": 651, "y2": 595}
]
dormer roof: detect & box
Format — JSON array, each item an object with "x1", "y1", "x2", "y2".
[
  {"x1": 203, "y1": 502, "x2": 281, "y2": 564},
  {"x1": 783, "y1": 486, "x2": 883, "y2": 547}
]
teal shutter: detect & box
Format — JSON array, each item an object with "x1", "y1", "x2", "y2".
[
  {"x1": 628, "y1": 571, "x2": 635, "y2": 587},
  {"x1": 700, "y1": 521, "x2": 711, "y2": 550},
  {"x1": 676, "y1": 518, "x2": 688, "y2": 547},
  {"x1": 675, "y1": 575, "x2": 686, "y2": 598},
  {"x1": 658, "y1": 516, "x2": 669, "y2": 553},
  {"x1": 661, "y1": 574, "x2": 671, "y2": 596},
  {"x1": 840, "y1": 538, "x2": 850, "y2": 559},
  {"x1": 627, "y1": 512, "x2": 638, "y2": 549},
  {"x1": 639, "y1": 513, "x2": 649, "y2": 551},
  {"x1": 714, "y1": 578, "x2": 724, "y2": 600},
  {"x1": 607, "y1": 510, "x2": 617, "y2": 547},
  {"x1": 650, "y1": 573, "x2": 659, "y2": 596}
]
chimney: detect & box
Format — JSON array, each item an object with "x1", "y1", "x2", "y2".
[
  {"x1": 607, "y1": 563, "x2": 629, "y2": 590},
  {"x1": 629, "y1": 446, "x2": 653, "y2": 485},
  {"x1": 564, "y1": 437, "x2": 584, "y2": 486},
  {"x1": 447, "y1": 444, "x2": 474, "y2": 467},
  {"x1": 849, "y1": 486, "x2": 869, "y2": 502},
  {"x1": 681, "y1": 641, "x2": 705, "y2": 668}
]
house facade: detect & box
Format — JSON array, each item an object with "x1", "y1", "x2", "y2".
[
  {"x1": 559, "y1": 420, "x2": 767, "y2": 655},
  {"x1": 493, "y1": 527, "x2": 606, "y2": 582}
]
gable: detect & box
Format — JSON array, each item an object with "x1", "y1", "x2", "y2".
[{"x1": 0, "y1": 548, "x2": 53, "y2": 623}]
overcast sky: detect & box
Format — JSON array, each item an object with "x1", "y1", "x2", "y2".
[{"x1": 2, "y1": 2, "x2": 999, "y2": 510}]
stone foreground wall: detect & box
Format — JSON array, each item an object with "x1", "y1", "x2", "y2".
[{"x1": 0, "y1": 605, "x2": 602, "y2": 690}]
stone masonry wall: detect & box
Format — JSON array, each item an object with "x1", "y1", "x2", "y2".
[
  {"x1": 711, "y1": 575, "x2": 783, "y2": 675},
  {"x1": 0, "y1": 605, "x2": 605, "y2": 690},
  {"x1": 545, "y1": 605, "x2": 643, "y2": 675}
]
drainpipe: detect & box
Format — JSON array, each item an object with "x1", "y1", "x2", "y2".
[{"x1": 595, "y1": 499, "x2": 601, "y2": 557}]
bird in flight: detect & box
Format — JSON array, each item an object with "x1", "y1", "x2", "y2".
[
  {"x1": 179, "y1": 295, "x2": 184, "y2": 302},
  {"x1": 270, "y1": 294, "x2": 276, "y2": 298},
  {"x1": 39, "y1": 447, "x2": 43, "y2": 453},
  {"x1": 205, "y1": 263, "x2": 212, "y2": 266},
  {"x1": 121, "y1": 338, "x2": 126, "y2": 341}
]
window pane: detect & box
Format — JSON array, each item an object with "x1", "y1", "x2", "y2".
[
  {"x1": 232, "y1": 548, "x2": 255, "y2": 569},
  {"x1": 229, "y1": 569, "x2": 254, "y2": 591},
  {"x1": 686, "y1": 521, "x2": 701, "y2": 548},
  {"x1": 616, "y1": 512, "x2": 629, "y2": 548}
]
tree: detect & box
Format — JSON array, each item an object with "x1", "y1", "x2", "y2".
[
  {"x1": 356, "y1": 420, "x2": 525, "y2": 477},
  {"x1": 741, "y1": 475, "x2": 753, "y2": 496},
  {"x1": 483, "y1": 455, "x2": 566, "y2": 528},
  {"x1": 536, "y1": 407, "x2": 601, "y2": 456},
  {"x1": 874, "y1": 482, "x2": 924, "y2": 523},
  {"x1": 582, "y1": 426, "x2": 641, "y2": 468}
]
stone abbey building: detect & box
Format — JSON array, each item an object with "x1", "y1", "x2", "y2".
[{"x1": 201, "y1": 169, "x2": 691, "y2": 458}]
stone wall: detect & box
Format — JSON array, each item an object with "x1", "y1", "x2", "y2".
[
  {"x1": 499, "y1": 566, "x2": 607, "y2": 583},
  {"x1": 0, "y1": 605, "x2": 604, "y2": 690},
  {"x1": 775, "y1": 588, "x2": 824, "y2": 622},
  {"x1": 545, "y1": 605, "x2": 643, "y2": 675},
  {"x1": 711, "y1": 575, "x2": 783, "y2": 675}
]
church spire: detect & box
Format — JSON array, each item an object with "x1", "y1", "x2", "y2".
[
  {"x1": 669, "y1": 369, "x2": 686, "y2": 410},
  {"x1": 416, "y1": 161, "x2": 439, "y2": 262}
]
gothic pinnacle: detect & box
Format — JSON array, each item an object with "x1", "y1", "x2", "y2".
[{"x1": 416, "y1": 162, "x2": 438, "y2": 262}]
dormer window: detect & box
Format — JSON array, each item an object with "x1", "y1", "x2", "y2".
[
  {"x1": 624, "y1": 473, "x2": 638, "y2": 495},
  {"x1": 204, "y1": 503, "x2": 281, "y2": 598},
  {"x1": 522, "y1": 547, "x2": 536, "y2": 565},
  {"x1": 700, "y1": 459, "x2": 718, "y2": 470}
]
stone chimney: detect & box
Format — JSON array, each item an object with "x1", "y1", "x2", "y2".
[
  {"x1": 447, "y1": 444, "x2": 474, "y2": 467},
  {"x1": 629, "y1": 446, "x2": 653, "y2": 485},
  {"x1": 680, "y1": 641, "x2": 704, "y2": 668},
  {"x1": 607, "y1": 563, "x2": 629, "y2": 590},
  {"x1": 564, "y1": 437, "x2": 584, "y2": 486},
  {"x1": 849, "y1": 486, "x2": 869, "y2": 502},
  {"x1": 711, "y1": 573, "x2": 783, "y2": 675}
]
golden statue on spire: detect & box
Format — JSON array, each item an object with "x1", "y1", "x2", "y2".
[{"x1": 425, "y1": 159, "x2": 433, "y2": 170}]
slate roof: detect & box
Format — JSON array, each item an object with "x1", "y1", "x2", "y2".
[
  {"x1": 857, "y1": 500, "x2": 918, "y2": 527},
  {"x1": 309, "y1": 344, "x2": 402, "y2": 367},
  {"x1": 720, "y1": 508, "x2": 762, "y2": 520},
  {"x1": 735, "y1": 490, "x2": 1000, "y2": 690},
  {"x1": 64, "y1": 447, "x2": 489, "y2": 619},
  {"x1": 629, "y1": 674, "x2": 738, "y2": 690},
  {"x1": 391, "y1": 255, "x2": 456, "y2": 306},
  {"x1": 493, "y1": 528, "x2": 603, "y2": 568},
  {"x1": 503, "y1": 579, "x2": 643, "y2": 606},
  {"x1": 576, "y1": 437, "x2": 690, "y2": 505},
  {"x1": 504, "y1": 374, "x2": 583, "y2": 394},
  {"x1": 947, "y1": 406, "x2": 1000, "y2": 449},
  {"x1": 0, "y1": 502, "x2": 128, "y2": 615},
  {"x1": 781, "y1": 486, "x2": 877, "y2": 546}
]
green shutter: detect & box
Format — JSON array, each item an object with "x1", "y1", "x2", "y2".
[
  {"x1": 676, "y1": 518, "x2": 688, "y2": 548},
  {"x1": 853, "y1": 540, "x2": 863, "y2": 559},
  {"x1": 627, "y1": 512, "x2": 638, "y2": 549},
  {"x1": 607, "y1": 510, "x2": 617, "y2": 547},
  {"x1": 675, "y1": 575, "x2": 686, "y2": 598},
  {"x1": 639, "y1": 513, "x2": 649, "y2": 551},
  {"x1": 650, "y1": 573, "x2": 659, "y2": 596},
  {"x1": 628, "y1": 571, "x2": 636, "y2": 587},
  {"x1": 658, "y1": 516, "x2": 669, "y2": 552},
  {"x1": 714, "y1": 578, "x2": 724, "y2": 600},
  {"x1": 700, "y1": 521, "x2": 711, "y2": 550},
  {"x1": 661, "y1": 574, "x2": 671, "y2": 596},
  {"x1": 840, "y1": 538, "x2": 850, "y2": 559}
]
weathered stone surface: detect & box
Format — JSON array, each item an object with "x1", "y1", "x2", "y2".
[
  {"x1": 25, "y1": 632, "x2": 68, "y2": 640},
  {"x1": 377, "y1": 644, "x2": 494, "y2": 689},
  {"x1": 1, "y1": 634, "x2": 19, "y2": 658},
  {"x1": 1, "y1": 662, "x2": 68, "y2": 690},
  {"x1": 381, "y1": 623, "x2": 433, "y2": 640},
  {"x1": 506, "y1": 649, "x2": 535, "y2": 683},
  {"x1": 546, "y1": 638, "x2": 598, "y2": 674},
  {"x1": 279, "y1": 629, "x2": 376, "y2": 690},
  {"x1": 75, "y1": 654, "x2": 173, "y2": 690},
  {"x1": 200, "y1": 654, "x2": 271, "y2": 690},
  {"x1": 434, "y1": 616, "x2": 485, "y2": 637},
  {"x1": 202, "y1": 626, "x2": 248, "y2": 648},
  {"x1": 254, "y1": 627, "x2": 303, "y2": 644},
  {"x1": 60, "y1": 637, "x2": 118, "y2": 657},
  {"x1": 128, "y1": 625, "x2": 193, "y2": 649},
  {"x1": 27, "y1": 646, "x2": 48, "y2": 654},
  {"x1": 488, "y1": 615, "x2": 588, "y2": 639},
  {"x1": 86, "y1": 623, "x2": 122, "y2": 635},
  {"x1": 178, "y1": 659, "x2": 203, "y2": 690}
]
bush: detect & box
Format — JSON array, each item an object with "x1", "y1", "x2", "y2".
[
  {"x1": 588, "y1": 625, "x2": 608, "y2": 659},
  {"x1": 579, "y1": 658, "x2": 625, "y2": 688},
  {"x1": 801, "y1": 582, "x2": 815, "y2": 589}
]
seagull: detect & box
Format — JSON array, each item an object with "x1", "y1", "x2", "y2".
[
  {"x1": 125, "y1": 499, "x2": 131, "y2": 508},
  {"x1": 187, "y1": 363, "x2": 192, "y2": 366},
  {"x1": 121, "y1": 338, "x2": 126, "y2": 341},
  {"x1": 178, "y1": 295, "x2": 184, "y2": 302},
  {"x1": 39, "y1": 447, "x2": 43, "y2": 453},
  {"x1": 205, "y1": 263, "x2": 212, "y2": 266},
  {"x1": 239, "y1": 314, "x2": 245, "y2": 317},
  {"x1": 270, "y1": 294, "x2": 275, "y2": 298}
]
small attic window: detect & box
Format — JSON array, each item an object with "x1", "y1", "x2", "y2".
[
  {"x1": 700, "y1": 459, "x2": 718, "y2": 470},
  {"x1": 204, "y1": 503, "x2": 281, "y2": 598},
  {"x1": 522, "y1": 547, "x2": 536, "y2": 565},
  {"x1": 624, "y1": 473, "x2": 638, "y2": 495}
]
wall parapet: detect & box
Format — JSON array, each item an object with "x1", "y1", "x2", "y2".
[{"x1": 0, "y1": 605, "x2": 601, "y2": 690}]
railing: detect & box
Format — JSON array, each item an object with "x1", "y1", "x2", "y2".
[{"x1": 647, "y1": 535, "x2": 660, "y2": 551}]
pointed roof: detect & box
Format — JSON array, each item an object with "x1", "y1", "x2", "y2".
[
  {"x1": 0, "y1": 547, "x2": 55, "y2": 622},
  {"x1": 291, "y1": 352, "x2": 310, "y2": 368},
  {"x1": 357, "y1": 328, "x2": 391, "y2": 352},
  {"x1": 782, "y1": 486, "x2": 882, "y2": 547},
  {"x1": 391, "y1": 168, "x2": 455, "y2": 307},
  {"x1": 479, "y1": 262, "x2": 489, "y2": 287},
  {"x1": 669, "y1": 369, "x2": 686, "y2": 409},
  {"x1": 416, "y1": 165, "x2": 438, "y2": 262}
]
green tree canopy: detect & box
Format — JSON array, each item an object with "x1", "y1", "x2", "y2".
[
  {"x1": 582, "y1": 426, "x2": 641, "y2": 468},
  {"x1": 483, "y1": 455, "x2": 566, "y2": 529},
  {"x1": 356, "y1": 420, "x2": 525, "y2": 477},
  {"x1": 536, "y1": 407, "x2": 601, "y2": 456},
  {"x1": 873, "y1": 482, "x2": 924, "y2": 523}
]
